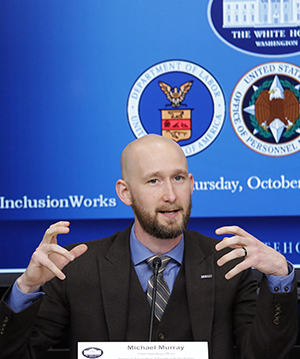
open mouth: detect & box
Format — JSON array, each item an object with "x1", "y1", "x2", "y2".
[
  {"x1": 159, "y1": 210, "x2": 179, "y2": 214},
  {"x1": 157, "y1": 207, "x2": 182, "y2": 219}
]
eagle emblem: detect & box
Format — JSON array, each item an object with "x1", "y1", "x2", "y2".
[
  {"x1": 159, "y1": 81, "x2": 193, "y2": 107},
  {"x1": 244, "y1": 75, "x2": 300, "y2": 143}
]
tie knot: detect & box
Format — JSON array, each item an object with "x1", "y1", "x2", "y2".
[{"x1": 147, "y1": 255, "x2": 171, "y2": 274}]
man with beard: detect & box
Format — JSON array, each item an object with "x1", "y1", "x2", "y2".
[{"x1": 0, "y1": 134, "x2": 297, "y2": 359}]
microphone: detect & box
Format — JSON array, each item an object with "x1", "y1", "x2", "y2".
[{"x1": 149, "y1": 256, "x2": 161, "y2": 342}]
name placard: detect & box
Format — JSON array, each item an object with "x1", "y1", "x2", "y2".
[{"x1": 78, "y1": 342, "x2": 208, "y2": 359}]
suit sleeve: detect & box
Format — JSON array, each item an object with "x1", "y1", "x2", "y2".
[
  {"x1": 233, "y1": 270, "x2": 298, "y2": 359},
  {"x1": 0, "y1": 277, "x2": 70, "y2": 359},
  {"x1": 0, "y1": 287, "x2": 42, "y2": 359}
]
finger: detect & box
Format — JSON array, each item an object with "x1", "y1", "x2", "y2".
[
  {"x1": 47, "y1": 245, "x2": 87, "y2": 280},
  {"x1": 46, "y1": 221, "x2": 70, "y2": 235},
  {"x1": 223, "y1": 261, "x2": 250, "y2": 280},
  {"x1": 215, "y1": 225, "x2": 246, "y2": 237},
  {"x1": 217, "y1": 247, "x2": 246, "y2": 267},
  {"x1": 33, "y1": 244, "x2": 76, "y2": 265},
  {"x1": 215, "y1": 237, "x2": 246, "y2": 252},
  {"x1": 42, "y1": 221, "x2": 70, "y2": 244},
  {"x1": 36, "y1": 254, "x2": 67, "y2": 280},
  {"x1": 70, "y1": 244, "x2": 88, "y2": 259}
]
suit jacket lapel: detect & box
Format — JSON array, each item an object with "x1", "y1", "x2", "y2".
[
  {"x1": 184, "y1": 232, "x2": 215, "y2": 341},
  {"x1": 97, "y1": 226, "x2": 132, "y2": 341}
]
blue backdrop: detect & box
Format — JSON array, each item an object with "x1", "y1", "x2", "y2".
[{"x1": 1, "y1": 0, "x2": 300, "y2": 270}]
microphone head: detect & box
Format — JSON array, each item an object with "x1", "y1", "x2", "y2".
[{"x1": 153, "y1": 256, "x2": 162, "y2": 269}]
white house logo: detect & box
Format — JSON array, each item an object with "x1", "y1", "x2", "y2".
[
  {"x1": 127, "y1": 60, "x2": 225, "y2": 157},
  {"x1": 208, "y1": 0, "x2": 300, "y2": 57},
  {"x1": 82, "y1": 347, "x2": 103, "y2": 358},
  {"x1": 230, "y1": 62, "x2": 300, "y2": 156}
]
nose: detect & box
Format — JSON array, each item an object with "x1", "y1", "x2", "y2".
[{"x1": 162, "y1": 181, "x2": 177, "y2": 203}]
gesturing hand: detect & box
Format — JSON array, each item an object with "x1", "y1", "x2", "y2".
[
  {"x1": 17, "y1": 221, "x2": 88, "y2": 293},
  {"x1": 215, "y1": 226, "x2": 288, "y2": 280}
]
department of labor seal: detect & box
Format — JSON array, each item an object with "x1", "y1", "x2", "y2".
[
  {"x1": 127, "y1": 60, "x2": 225, "y2": 157},
  {"x1": 230, "y1": 62, "x2": 300, "y2": 156}
]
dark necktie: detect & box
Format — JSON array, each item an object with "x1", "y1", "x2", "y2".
[{"x1": 146, "y1": 255, "x2": 171, "y2": 321}]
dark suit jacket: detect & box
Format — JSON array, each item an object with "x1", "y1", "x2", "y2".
[{"x1": 0, "y1": 225, "x2": 298, "y2": 359}]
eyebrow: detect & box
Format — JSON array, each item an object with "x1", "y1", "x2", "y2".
[{"x1": 143, "y1": 169, "x2": 189, "y2": 180}]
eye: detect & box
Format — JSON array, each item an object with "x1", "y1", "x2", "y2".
[
  {"x1": 149, "y1": 179, "x2": 158, "y2": 184},
  {"x1": 174, "y1": 175, "x2": 184, "y2": 182}
]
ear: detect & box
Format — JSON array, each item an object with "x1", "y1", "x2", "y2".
[
  {"x1": 115, "y1": 179, "x2": 133, "y2": 206},
  {"x1": 189, "y1": 173, "x2": 194, "y2": 196}
]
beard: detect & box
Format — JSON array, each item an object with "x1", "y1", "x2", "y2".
[{"x1": 131, "y1": 195, "x2": 192, "y2": 240}]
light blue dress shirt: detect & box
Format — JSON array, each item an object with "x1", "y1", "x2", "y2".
[{"x1": 130, "y1": 224, "x2": 183, "y2": 293}]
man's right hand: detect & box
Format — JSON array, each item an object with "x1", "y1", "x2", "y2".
[{"x1": 17, "y1": 221, "x2": 88, "y2": 294}]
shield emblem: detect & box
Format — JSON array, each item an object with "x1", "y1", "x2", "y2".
[{"x1": 161, "y1": 109, "x2": 192, "y2": 142}]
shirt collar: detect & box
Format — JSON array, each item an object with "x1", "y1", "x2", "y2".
[{"x1": 130, "y1": 223, "x2": 184, "y2": 266}]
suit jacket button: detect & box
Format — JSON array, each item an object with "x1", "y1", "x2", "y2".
[
  {"x1": 0, "y1": 316, "x2": 9, "y2": 335},
  {"x1": 158, "y1": 332, "x2": 165, "y2": 340}
]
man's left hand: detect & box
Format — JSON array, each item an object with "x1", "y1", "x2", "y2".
[{"x1": 215, "y1": 226, "x2": 288, "y2": 280}]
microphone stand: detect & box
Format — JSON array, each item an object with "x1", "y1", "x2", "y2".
[{"x1": 148, "y1": 257, "x2": 161, "y2": 342}]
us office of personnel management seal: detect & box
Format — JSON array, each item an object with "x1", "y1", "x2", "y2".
[
  {"x1": 127, "y1": 60, "x2": 225, "y2": 157},
  {"x1": 230, "y1": 62, "x2": 300, "y2": 156}
]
